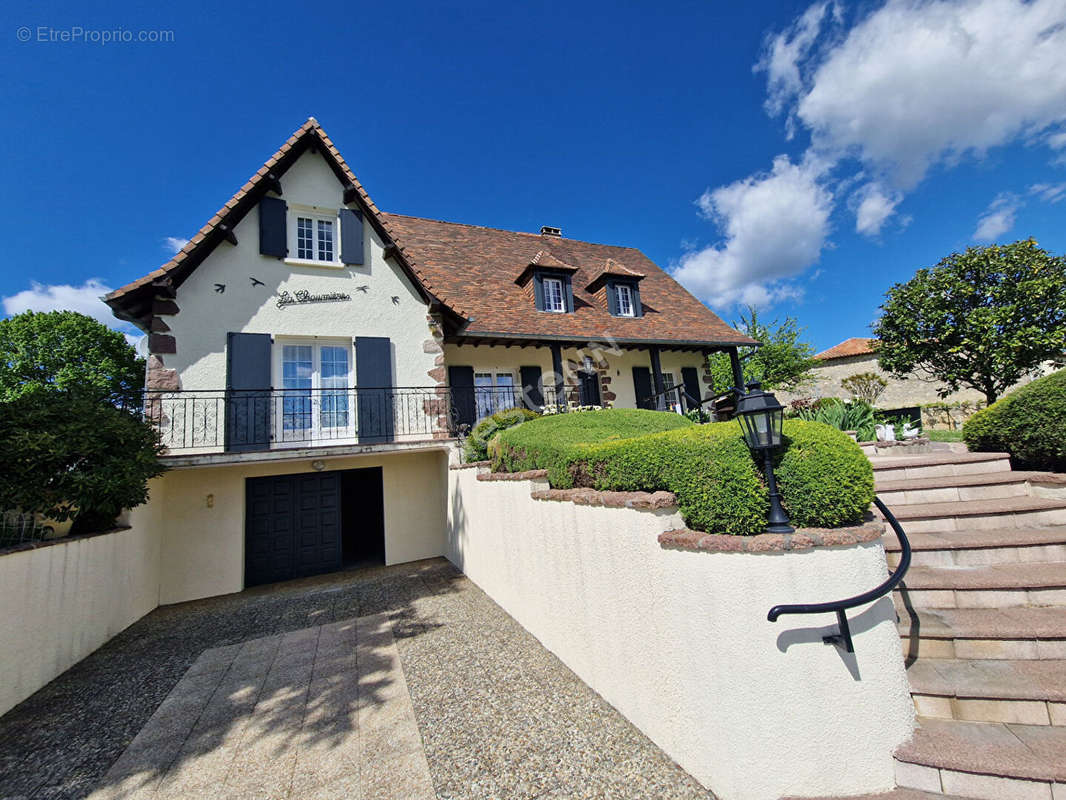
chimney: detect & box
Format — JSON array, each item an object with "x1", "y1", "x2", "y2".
[{"x1": 540, "y1": 225, "x2": 562, "y2": 237}]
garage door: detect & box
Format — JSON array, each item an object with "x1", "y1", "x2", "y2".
[{"x1": 245, "y1": 472, "x2": 342, "y2": 587}]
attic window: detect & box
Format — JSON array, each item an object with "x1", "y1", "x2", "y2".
[
  {"x1": 615, "y1": 284, "x2": 635, "y2": 317},
  {"x1": 292, "y1": 210, "x2": 339, "y2": 265},
  {"x1": 543, "y1": 277, "x2": 566, "y2": 313}
]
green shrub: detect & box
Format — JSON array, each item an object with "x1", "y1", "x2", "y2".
[
  {"x1": 493, "y1": 409, "x2": 873, "y2": 533},
  {"x1": 792, "y1": 398, "x2": 876, "y2": 441},
  {"x1": 0, "y1": 388, "x2": 166, "y2": 526},
  {"x1": 463, "y1": 407, "x2": 541, "y2": 461},
  {"x1": 776, "y1": 421, "x2": 875, "y2": 528},
  {"x1": 963, "y1": 369, "x2": 1066, "y2": 470}
]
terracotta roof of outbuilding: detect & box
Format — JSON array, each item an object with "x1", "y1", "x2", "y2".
[
  {"x1": 815, "y1": 337, "x2": 877, "y2": 361},
  {"x1": 105, "y1": 118, "x2": 753, "y2": 348},
  {"x1": 381, "y1": 213, "x2": 754, "y2": 347}
]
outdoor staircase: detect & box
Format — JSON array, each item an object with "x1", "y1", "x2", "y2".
[{"x1": 872, "y1": 450, "x2": 1066, "y2": 800}]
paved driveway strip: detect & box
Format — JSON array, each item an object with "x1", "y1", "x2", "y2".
[
  {"x1": 86, "y1": 614, "x2": 434, "y2": 800},
  {"x1": 0, "y1": 559, "x2": 712, "y2": 800}
]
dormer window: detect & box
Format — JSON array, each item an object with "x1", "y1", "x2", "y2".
[
  {"x1": 543, "y1": 277, "x2": 566, "y2": 313},
  {"x1": 615, "y1": 283, "x2": 635, "y2": 317}
]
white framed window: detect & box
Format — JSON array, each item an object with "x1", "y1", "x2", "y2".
[
  {"x1": 615, "y1": 284, "x2": 635, "y2": 316},
  {"x1": 474, "y1": 371, "x2": 517, "y2": 419},
  {"x1": 274, "y1": 339, "x2": 353, "y2": 442},
  {"x1": 287, "y1": 206, "x2": 340, "y2": 266},
  {"x1": 660, "y1": 372, "x2": 684, "y2": 414},
  {"x1": 543, "y1": 277, "x2": 566, "y2": 313}
]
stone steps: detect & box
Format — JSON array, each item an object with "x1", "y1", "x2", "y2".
[
  {"x1": 894, "y1": 562, "x2": 1066, "y2": 609},
  {"x1": 876, "y1": 472, "x2": 1059, "y2": 506},
  {"x1": 897, "y1": 607, "x2": 1066, "y2": 660},
  {"x1": 879, "y1": 496, "x2": 1066, "y2": 534},
  {"x1": 884, "y1": 527, "x2": 1066, "y2": 568},
  {"x1": 871, "y1": 453, "x2": 1012, "y2": 483},
  {"x1": 905, "y1": 659, "x2": 1066, "y2": 726},
  {"x1": 893, "y1": 718, "x2": 1066, "y2": 800}
]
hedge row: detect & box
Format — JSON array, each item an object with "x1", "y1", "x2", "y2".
[
  {"x1": 491, "y1": 409, "x2": 874, "y2": 534},
  {"x1": 963, "y1": 369, "x2": 1066, "y2": 471}
]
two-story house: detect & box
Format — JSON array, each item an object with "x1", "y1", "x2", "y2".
[{"x1": 105, "y1": 118, "x2": 754, "y2": 603}]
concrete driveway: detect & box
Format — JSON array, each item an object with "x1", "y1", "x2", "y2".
[{"x1": 0, "y1": 559, "x2": 713, "y2": 800}]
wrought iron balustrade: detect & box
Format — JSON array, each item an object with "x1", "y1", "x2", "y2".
[{"x1": 136, "y1": 386, "x2": 456, "y2": 454}]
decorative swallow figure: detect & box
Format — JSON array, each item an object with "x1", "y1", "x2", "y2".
[
  {"x1": 249, "y1": 276, "x2": 264, "y2": 287},
  {"x1": 391, "y1": 296, "x2": 400, "y2": 304},
  {"x1": 356, "y1": 285, "x2": 369, "y2": 293},
  {"x1": 214, "y1": 284, "x2": 226, "y2": 294}
]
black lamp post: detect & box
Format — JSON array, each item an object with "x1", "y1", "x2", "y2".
[{"x1": 734, "y1": 382, "x2": 794, "y2": 534}]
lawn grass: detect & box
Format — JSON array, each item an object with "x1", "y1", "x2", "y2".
[{"x1": 926, "y1": 429, "x2": 964, "y2": 442}]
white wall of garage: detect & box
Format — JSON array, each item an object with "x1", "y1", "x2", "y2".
[{"x1": 153, "y1": 448, "x2": 449, "y2": 604}]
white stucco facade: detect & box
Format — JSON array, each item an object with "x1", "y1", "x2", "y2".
[
  {"x1": 447, "y1": 468, "x2": 915, "y2": 800},
  {"x1": 162, "y1": 149, "x2": 436, "y2": 392}
]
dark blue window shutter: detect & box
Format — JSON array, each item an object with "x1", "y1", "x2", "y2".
[
  {"x1": 681, "y1": 367, "x2": 701, "y2": 411},
  {"x1": 533, "y1": 273, "x2": 546, "y2": 311},
  {"x1": 631, "y1": 283, "x2": 643, "y2": 317},
  {"x1": 563, "y1": 276, "x2": 574, "y2": 313},
  {"x1": 520, "y1": 365, "x2": 543, "y2": 409},
  {"x1": 356, "y1": 337, "x2": 394, "y2": 442},
  {"x1": 606, "y1": 281, "x2": 619, "y2": 315},
  {"x1": 258, "y1": 196, "x2": 287, "y2": 258},
  {"x1": 632, "y1": 366, "x2": 653, "y2": 410},
  {"x1": 339, "y1": 207, "x2": 364, "y2": 265},
  {"x1": 448, "y1": 366, "x2": 476, "y2": 428},
  {"x1": 226, "y1": 332, "x2": 272, "y2": 452}
]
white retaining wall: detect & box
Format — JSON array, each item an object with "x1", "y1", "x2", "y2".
[
  {"x1": 447, "y1": 468, "x2": 915, "y2": 800},
  {"x1": 0, "y1": 494, "x2": 163, "y2": 716}
]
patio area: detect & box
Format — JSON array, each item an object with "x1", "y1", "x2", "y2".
[{"x1": 0, "y1": 559, "x2": 713, "y2": 800}]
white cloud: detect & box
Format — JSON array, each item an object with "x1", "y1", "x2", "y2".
[
  {"x1": 163, "y1": 236, "x2": 189, "y2": 254},
  {"x1": 2, "y1": 279, "x2": 141, "y2": 349},
  {"x1": 853, "y1": 183, "x2": 903, "y2": 236},
  {"x1": 1047, "y1": 131, "x2": 1066, "y2": 150},
  {"x1": 674, "y1": 155, "x2": 832, "y2": 308},
  {"x1": 758, "y1": 1, "x2": 837, "y2": 128},
  {"x1": 1030, "y1": 182, "x2": 1066, "y2": 203},
  {"x1": 776, "y1": 0, "x2": 1066, "y2": 188},
  {"x1": 973, "y1": 192, "x2": 1021, "y2": 241}
]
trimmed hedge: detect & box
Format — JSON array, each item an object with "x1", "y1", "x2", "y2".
[
  {"x1": 491, "y1": 409, "x2": 874, "y2": 534},
  {"x1": 963, "y1": 369, "x2": 1066, "y2": 471},
  {"x1": 463, "y1": 407, "x2": 541, "y2": 462}
]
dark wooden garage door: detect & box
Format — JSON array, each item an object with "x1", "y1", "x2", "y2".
[{"x1": 245, "y1": 472, "x2": 342, "y2": 587}]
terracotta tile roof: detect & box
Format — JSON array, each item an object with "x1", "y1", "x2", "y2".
[
  {"x1": 105, "y1": 118, "x2": 754, "y2": 349},
  {"x1": 381, "y1": 213, "x2": 754, "y2": 347},
  {"x1": 815, "y1": 337, "x2": 877, "y2": 361}
]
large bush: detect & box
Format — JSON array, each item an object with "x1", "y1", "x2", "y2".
[
  {"x1": 463, "y1": 406, "x2": 541, "y2": 461},
  {"x1": 963, "y1": 369, "x2": 1066, "y2": 471},
  {"x1": 0, "y1": 388, "x2": 166, "y2": 526},
  {"x1": 492, "y1": 409, "x2": 873, "y2": 534}
]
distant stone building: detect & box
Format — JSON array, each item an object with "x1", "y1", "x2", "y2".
[{"x1": 779, "y1": 337, "x2": 1055, "y2": 429}]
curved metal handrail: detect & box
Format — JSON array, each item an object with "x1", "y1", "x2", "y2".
[{"x1": 766, "y1": 496, "x2": 911, "y2": 653}]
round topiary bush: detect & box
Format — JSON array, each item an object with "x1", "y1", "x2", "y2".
[
  {"x1": 963, "y1": 369, "x2": 1066, "y2": 471},
  {"x1": 492, "y1": 409, "x2": 874, "y2": 534},
  {"x1": 463, "y1": 406, "x2": 541, "y2": 462},
  {"x1": 775, "y1": 420, "x2": 875, "y2": 528}
]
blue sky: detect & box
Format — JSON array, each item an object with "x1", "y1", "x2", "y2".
[{"x1": 2, "y1": 0, "x2": 1065, "y2": 352}]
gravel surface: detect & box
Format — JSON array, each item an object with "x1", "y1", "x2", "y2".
[{"x1": 0, "y1": 558, "x2": 714, "y2": 800}]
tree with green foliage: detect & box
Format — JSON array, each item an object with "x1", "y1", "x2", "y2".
[
  {"x1": 841, "y1": 372, "x2": 888, "y2": 405},
  {"x1": 0, "y1": 310, "x2": 144, "y2": 405},
  {"x1": 708, "y1": 307, "x2": 816, "y2": 393},
  {"x1": 874, "y1": 239, "x2": 1066, "y2": 405},
  {"x1": 0, "y1": 387, "x2": 166, "y2": 525}
]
